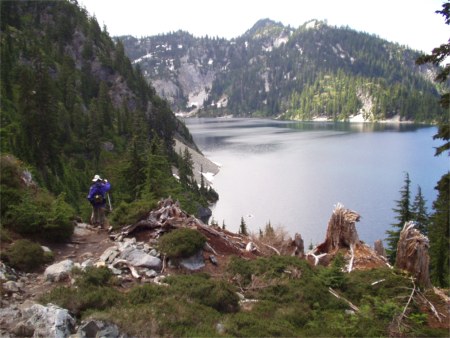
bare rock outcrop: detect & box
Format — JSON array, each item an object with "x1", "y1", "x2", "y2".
[{"x1": 395, "y1": 221, "x2": 431, "y2": 288}]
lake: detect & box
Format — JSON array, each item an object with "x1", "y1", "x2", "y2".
[{"x1": 184, "y1": 118, "x2": 449, "y2": 247}]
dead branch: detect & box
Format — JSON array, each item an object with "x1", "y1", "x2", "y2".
[
  {"x1": 261, "y1": 242, "x2": 281, "y2": 255},
  {"x1": 417, "y1": 290, "x2": 443, "y2": 323},
  {"x1": 328, "y1": 287, "x2": 359, "y2": 312}
]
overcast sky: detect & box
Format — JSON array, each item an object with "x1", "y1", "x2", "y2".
[{"x1": 79, "y1": 0, "x2": 449, "y2": 54}]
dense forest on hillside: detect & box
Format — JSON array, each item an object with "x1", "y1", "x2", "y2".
[
  {"x1": 121, "y1": 19, "x2": 446, "y2": 121},
  {"x1": 0, "y1": 0, "x2": 215, "y2": 240}
]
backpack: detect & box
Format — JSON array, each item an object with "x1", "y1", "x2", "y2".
[
  {"x1": 94, "y1": 193, "x2": 104, "y2": 204},
  {"x1": 90, "y1": 184, "x2": 104, "y2": 205}
]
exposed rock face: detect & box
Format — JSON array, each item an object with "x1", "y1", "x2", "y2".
[
  {"x1": 22, "y1": 303, "x2": 75, "y2": 338},
  {"x1": 395, "y1": 221, "x2": 431, "y2": 288}
]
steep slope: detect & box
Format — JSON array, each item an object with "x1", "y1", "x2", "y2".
[
  {"x1": 0, "y1": 0, "x2": 210, "y2": 216},
  {"x1": 121, "y1": 19, "x2": 445, "y2": 121}
]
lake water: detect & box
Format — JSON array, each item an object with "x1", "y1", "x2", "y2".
[{"x1": 184, "y1": 118, "x2": 449, "y2": 247}]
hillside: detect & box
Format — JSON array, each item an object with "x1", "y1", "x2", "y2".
[
  {"x1": 0, "y1": 0, "x2": 215, "y2": 221},
  {"x1": 120, "y1": 19, "x2": 445, "y2": 121}
]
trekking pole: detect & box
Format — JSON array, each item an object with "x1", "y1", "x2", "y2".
[{"x1": 107, "y1": 193, "x2": 113, "y2": 211}]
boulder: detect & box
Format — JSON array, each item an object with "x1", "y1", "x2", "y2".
[
  {"x1": 44, "y1": 259, "x2": 74, "y2": 282},
  {"x1": 119, "y1": 247, "x2": 162, "y2": 269},
  {"x1": 179, "y1": 250, "x2": 205, "y2": 271},
  {"x1": 22, "y1": 303, "x2": 75, "y2": 338}
]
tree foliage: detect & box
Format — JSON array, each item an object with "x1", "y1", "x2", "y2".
[{"x1": 0, "y1": 0, "x2": 211, "y2": 226}]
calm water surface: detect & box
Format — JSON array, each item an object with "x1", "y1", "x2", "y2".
[{"x1": 185, "y1": 118, "x2": 448, "y2": 246}]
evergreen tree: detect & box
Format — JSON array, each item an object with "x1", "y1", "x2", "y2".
[
  {"x1": 428, "y1": 173, "x2": 450, "y2": 287},
  {"x1": 386, "y1": 172, "x2": 411, "y2": 264},
  {"x1": 415, "y1": 2, "x2": 450, "y2": 287},
  {"x1": 411, "y1": 186, "x2": 429, "y2": 235},
  {"x1": 239, "y1": 216, "x2": 248, "y2": 236}
]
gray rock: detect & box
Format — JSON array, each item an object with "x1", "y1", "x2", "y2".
[
  {"x1": 76, "y1": 320, "x2": 127, "y2": 338},
  {"x1": 44, "y1": 259, "x2": 74, "y2": 282},
  {"x1": 3, "y1": 281, "x2": 20, "y2": 293},
  {"x1": 119, "y1": 247, "x2": 161, "y2": 269},
  {"x1": 145, "y1": 269, "x2": 158, "y2": 278},
  {"x1": 100, "y1": 246, "x2": 120, "y2": 263},
  {"x1": 23, "y1": 303, "x2": 75, "y2": 338},
  {"x1": 179, "y1": 250, "x2": 205, "y2": 271}
]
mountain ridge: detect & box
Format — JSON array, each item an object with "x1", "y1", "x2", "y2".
[{"x1": 119, "y1": 19, "x2": 444, "y2": 121}]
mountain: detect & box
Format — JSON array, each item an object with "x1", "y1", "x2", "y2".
[
  {"x1": 0, "y1": 0, "x2": 214, "y2": 222},
  {"x1": 120, "y1": 19, "x2": 445, "y2": 122}
]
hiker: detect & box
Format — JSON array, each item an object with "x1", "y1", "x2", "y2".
[{"x1": 87, "y1": 174, "x2": 111, "y2": 228}]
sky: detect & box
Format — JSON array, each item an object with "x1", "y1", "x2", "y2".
[{"x1": 79, "y1": 0, "x2": 449, "y2": 54}]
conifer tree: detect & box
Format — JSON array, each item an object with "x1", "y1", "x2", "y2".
[
  {"x1": 239, "y1": 216, "x2": 248, "y2": 236},
  {"x1": 428, "y1": 173, "x2": 450, "y2": 287},
  {"x1": 411, "y1": 186, "x2": 429, "y2": 235},
  {"x1": 386, "y1": 172, "x2": 411, "y2": 264}
]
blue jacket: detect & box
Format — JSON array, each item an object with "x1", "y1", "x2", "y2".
[{"x1": 87, "y1": 181, "x2": 111, "y2": 207}]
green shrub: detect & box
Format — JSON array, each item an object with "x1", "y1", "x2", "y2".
[
  {"x1": 110, "y1": 199, "x2": 157, "y2": 227},
  {"x1": 5, "y1": 239, "x2": 46, "y2": 272},
  {"x1": 127, "y1": 283, "x2": 168, "y2": 305},
  {"x1": 158, "y1": 228, "x2": 206, "y2": 259},
  {"x1": 44, "y1": 193, "x2": 75, "y2": 241},
  {"x1": 166, "y1": 274, "x2": 239, "y2": 313},
  {"x1": 4, "y1": 191, "x2": 74, "y2": 242},
  {"x1": 75, "y1": 266, "x2": 116, "y2": 288}
]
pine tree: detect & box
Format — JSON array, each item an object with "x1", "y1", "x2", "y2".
[
  {"x1": 428, "y1": 173, "x2": 450, "y2": 287},
  {"x1": 239, "y1": 216, "x2": 248, "y2": 236},
  {"x1": 411, "y1": 186, "x2": 429, "y2": 235},
  {"x1": 386, "y1": 172, "x2": 411, "y2": 264}
]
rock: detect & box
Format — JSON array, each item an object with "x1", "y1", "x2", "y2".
[
  {"x1": 197, "y1": 206, "x2": 212, "y2": 224},
  {"x1": 119, "y1": 247, "x2": 162, "y2": 269},
  {"x1": 12, "y1": 321, "x2": 35, "y2": 337},
  {"x1": 44, "y1": 259, "x2": 74, "y2": 282},
  {"x1": 3, "y1": 281, "x2": 20, "y2": 293},
  {"x1": 41, "y1": 245, "x2": 52, "y2": 253},
  {"x1": 216, "y1": 322, "x2": 226, "y2": 335},
  {"x1": 100, "y1": 246, "x2": 120, "y2": 263},
  {"x1": 246, "y1": 242, "x2": 257, "y2": 252},
  {"x1": 179, "y1": 250, "x2": 205, "y2": 271},
  {"x1": 209, "y1": 255, "x2": 218, "y2": 265},
  {"x1": 81, "y1": 258, "x2": 94, "y2": 269},
  {"x1": 395, "y1": 221, "x2": 431, "y2": 288},
  {"x1": 145, "y1": 269, "x2": 158, "y2": 278},
  {"x1": 22, "y1": 303, "x2": 75, "y2": 338}
]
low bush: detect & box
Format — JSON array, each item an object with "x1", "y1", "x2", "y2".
[
  {"x1": 158, "y1": 228, "x2": 206, "y2": 259},
  {"x1": 110, "y1": 199, "x2": 157, "y2": 228},
  {"x1": 166, "y1": 274, "x2": 239, "y2": 313},
  {"x1": 4, "y1": 239, "x2": 46, "y2": 272}
]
